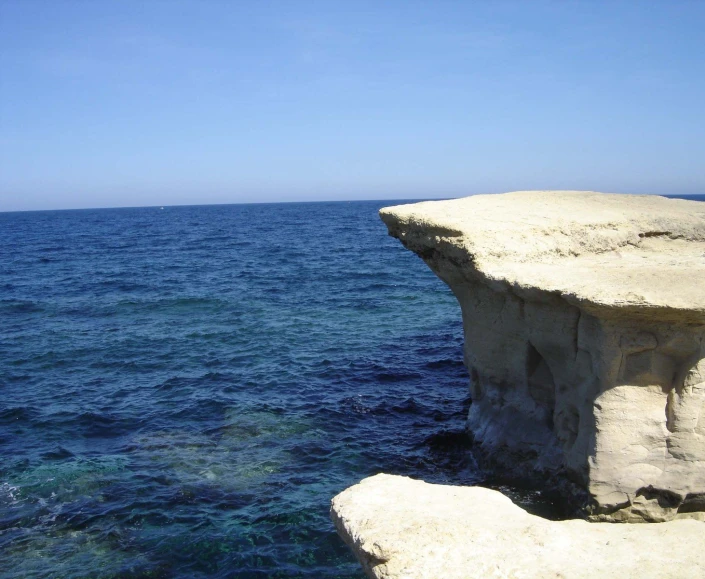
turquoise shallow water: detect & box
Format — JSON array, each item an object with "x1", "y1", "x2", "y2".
[{"x1": 0, "y1": 201, "x2": 479, "y2": 578}]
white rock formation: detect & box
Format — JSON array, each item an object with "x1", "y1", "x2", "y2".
[
  {"x1": 331, "y1": 474, "x2": 705, "y2": 579},
  {"x1": 379, "y1": 191, "x2": 705, "y2": 521}
]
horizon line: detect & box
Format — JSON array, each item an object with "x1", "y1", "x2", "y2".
[{"x1": 1, "y1": 191, "x2": 703, "y2": 215}]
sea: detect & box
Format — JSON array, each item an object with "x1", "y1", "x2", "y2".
[{"x1": 1, "y1": 195, "x2": 702, "y2": 578}]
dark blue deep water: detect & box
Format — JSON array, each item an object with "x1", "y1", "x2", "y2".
[{"x1": 0, "y1": 201, "x2": 479, "y2": 578}]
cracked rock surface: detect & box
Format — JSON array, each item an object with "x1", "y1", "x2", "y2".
[
  {"x1": 379, "y1": 191, "x2": 705, "y2": 521},
  {"x1": 331, "y1": 474, "x2": 705, "y2": 579}
]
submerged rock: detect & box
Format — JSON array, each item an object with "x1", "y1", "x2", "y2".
[
  {"x1": 331, "y1": 474, "x2": 705, "y2": 579},
  {"x1": 379, "y1": 191, "x2": 705, "y2": 521}
]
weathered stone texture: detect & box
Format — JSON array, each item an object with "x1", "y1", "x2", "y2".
[
  {"x1": 331, "y1": 474, "x2": 705, "y2": 579},
  {"x1": 380, "y1": 191, "x2": 705, "y2": 521}
]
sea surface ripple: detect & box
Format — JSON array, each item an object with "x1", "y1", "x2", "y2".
[{"x1": 0, "y1": 201, "x2": 478, "y2": 578}]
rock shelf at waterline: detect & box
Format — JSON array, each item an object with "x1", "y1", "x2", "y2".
[
  {"x1": 379, "y1": 191, "x2": 705, "y2": 521},
  {"x1": 331, "y1": 474, "x2": 705, "y2": 579}
]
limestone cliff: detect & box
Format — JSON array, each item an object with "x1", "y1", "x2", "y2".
[{"x1": 379, "y1": 191, "x2": 705, "y2": 521}]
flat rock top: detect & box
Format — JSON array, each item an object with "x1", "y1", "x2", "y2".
[
  {"x1": 332, "y1": 474, "x2": 705, "y2": 579},
  {"x1": 380, "y1": 191, "x2": 705, "y2": 322}
]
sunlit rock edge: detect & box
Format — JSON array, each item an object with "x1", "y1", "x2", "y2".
[{"x1": 331, "y1": 474, "x2": 705, "y2": 579}]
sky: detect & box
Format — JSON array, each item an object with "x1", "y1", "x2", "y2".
[{"x1": 1, "y1": 0, "x2": 704, "y2": 211}]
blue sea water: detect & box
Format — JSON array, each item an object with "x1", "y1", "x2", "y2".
[
  {"x1": 0, "y1": 201, "x2": 479, "y2": 579},
  {"x1": 2, "y1": 195, "x2": 702, "y2": 578}
]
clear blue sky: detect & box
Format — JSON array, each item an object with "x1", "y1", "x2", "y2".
[{"x1": 1, "y1": 0, "x2": 704, "y2": 211}]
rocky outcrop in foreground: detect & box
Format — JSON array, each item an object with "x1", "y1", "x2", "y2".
[
  {"x1": 332, "y1": 474, "x2": 705, "y2": 579},
  {"x1": 379, "y1": 192, "x2": 705, "y2": 521}
]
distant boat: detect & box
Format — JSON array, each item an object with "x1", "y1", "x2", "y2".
[{"x1": 160, "y1": 207, "x2": 164, "y2": 210}]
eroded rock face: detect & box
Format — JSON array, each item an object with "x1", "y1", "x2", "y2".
[
  {"x1": 380, "y1": 191, "x2": 705, "y2": 521},
  {"x1": 331, "y1": 474, "x2": 705, "y2": 579}
]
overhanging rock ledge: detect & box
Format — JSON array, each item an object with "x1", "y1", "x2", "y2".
[{"x1": 379, "y1": 191, "x2": 705, "y2": 521}]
